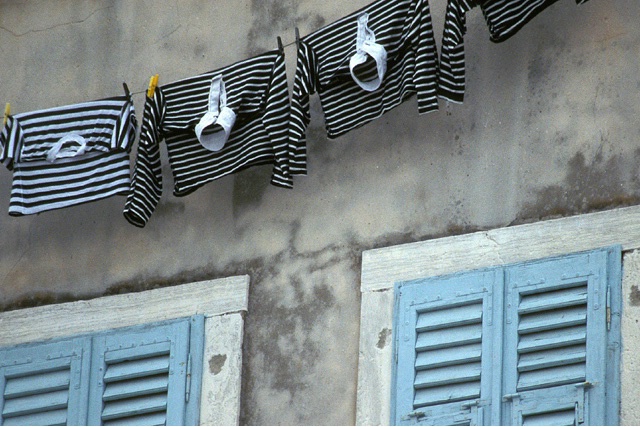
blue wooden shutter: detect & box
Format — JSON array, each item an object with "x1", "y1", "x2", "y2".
[
  {"x1": 393, "y1": 269, "x2": 502, "y2": 425},
  {"x1": 0, "y1": 338, "x2": 91, "y2": 426},
  {"x1": 502, "y1": 248, "x2": 619, "y2": 426},
  {"x1": 87, "y1": 316, "x2": 204, "y2": 426}
]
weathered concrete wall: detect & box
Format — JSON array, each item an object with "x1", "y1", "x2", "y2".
[
  {"x1": 622, "y1": 250, "x2": 640, "y2": 425},
  {"x1": 0, "y1": 0, "x2": 638, "y2": 424}
]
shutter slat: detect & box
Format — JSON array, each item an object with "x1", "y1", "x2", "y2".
[
  {"x1": 518, "y1": 307, "x2": 586, "y2": 334},
  {"x1": 415, "y1": 343, "x2": 482, "y2": 370},
  {"x1": 517, "y1": 326, "x2": 586, "y2": 354},
  {"x1": 518, "y1": 286, "x2": 587, "y2": 315},
  {"x1": 4, "y1": 369, "x2": 70, "y2": 398},
  {"x1": 1, "y1": 408, "x2": 68, "y2": 426},
  {"x1": 416, "y1": 304, "x2": 482, "y2": 332},
  {"x1": 103, "y1": 355, "x2": 170, "y2": 382},
  {"x1": 103, "y1": 411, "x2": 167, "y2": 426},
  {"x1": 103, "y1": 375, "x2": 169, "y2": 401},
  {"x1": 517, "y1": 364, "x2": 585, "y2": 392},
  {"x1": 2, "y1": 389, "x2": 69, "y2": 418},
  {"x1": 414, "y1": 382, "x2": 481, "y2": 408},
  {"x1": 415, "y1": 363, "x2": 481, "y2": 389},
  {"x1": 416, "y1": 324, "x2": 482, "y2": 351},
  {"x1": 104, "y1": 342, "x2": 171, "y2": 364},
  {"x1": 518, "y1": 346, "x2": 586, "y2": 372},
  {"x1": 101, "y1": 394, "x2": 167, "y2": 421},
  {"x1": 522, "y1": 409, "x2": 575, "y2": 426}
]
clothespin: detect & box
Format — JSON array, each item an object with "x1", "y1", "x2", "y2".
[
  {"x1": 277, "y1": 36, "x2": 284, "y2": 54},
  {"x1": 122, "y1": 82, "x2": 131, "y2": 98},
  {"x1": 3, "y1": 103, "x2": 9, "y2": 126},
  {"x1": 295, "y1": 27, "x2": 301, "y2": 47},
  {"x1": 147, "y1": 74, "x2": 159, "y2": 98}
]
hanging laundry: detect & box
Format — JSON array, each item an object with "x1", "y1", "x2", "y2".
[
  {"x1": 0, "y1": 90, "x2": 137, "y2": 216},
  {"x1": 123, "y1": 49, "x2": 290, "y2": 228},
  {"x1": 288, "y1": 0, "x2": 439, "y2": 176},
  {"x1": 438, "y1": 0, "x2": 478, "y2": 103},
  {"x1": 480, "y1": 0, "x2": 590, "y2": 43},
  {"x1": 438, "y1": 0, "x2": 592, "y2": 103}
]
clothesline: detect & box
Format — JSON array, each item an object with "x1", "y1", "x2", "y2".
[{"x1": 127, "y1": 36, "x2": 300, "y2": 97}]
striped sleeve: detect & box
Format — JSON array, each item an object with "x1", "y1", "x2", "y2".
[
  {"x1": 438, "y1": 0, "x2": 478, "y2": 103},
  {"x1": 414, "y1": 0, "x2": 440, "y2": 114},
  {"x1": 480, "y1": 0, "x2": 559, "y2": 43},
  {"x1": 0, "y1": 116, "x2": 20, "y2": 171},
  {"x1": 480, "y1": 0, "x2": 591, "y2": 43},
  {"x1": 288, "y1": 40, "x2": 317, "y2": 177},
  {"x1": 263, "y1": 51, "x2": 293, "y2": 188},
  {"x1": 113, "y1": 99, "x2": 138, "y2": 152},
  {"x1": 123, "y1": 89, "x2": 165, "y2": 228}
]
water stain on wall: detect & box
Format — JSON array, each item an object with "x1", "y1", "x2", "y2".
[
  {"x1": 515, "y1": 150, "x2": 640, "y2": 224},
  {"x1": 209, "y1": 354, "x2": 228, "y2": 375},
  {"x1": 232, "y1": 166, "x2": 272, "y2": 217},
  {"x1": 245, "y1": 0, "x2": 325, "y2": 55},
  {"x1": 629, "y1": 285, "x2": 640, "y2": 307},
  {"x1": 154, "y1": 200, "x2": 186, "y2": 218},
  {"x1": 376, "y1": 328, "x2": 392, "y2": 349}
]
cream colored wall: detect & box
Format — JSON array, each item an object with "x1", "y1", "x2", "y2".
[
  {"x1": 1, "y1": 1, "x2": 639, "y2": 424},
  {"x1": 621, "y1": 250, "x2": 640, "y2": 424}
]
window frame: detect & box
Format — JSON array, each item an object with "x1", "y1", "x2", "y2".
[
  {"x1": 355, "y1": 206, "x2": 640, "y2": 425},
  {"x1": 0, "y1": 275, "x2": 249, "y2": 426}
]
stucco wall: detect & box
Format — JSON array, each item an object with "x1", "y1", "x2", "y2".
[
  {"x1": 0, "y1": 0, "x2": 638, "y2": 424},
  {"x1": 621, "y1": 250, "x2": 640, "y2": 425}
]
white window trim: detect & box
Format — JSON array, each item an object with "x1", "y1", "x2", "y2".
[
  {"x1": 356, "y1": 205, "x2": 640, "y2": 426},
  {"x1": 0, "y1": 275, "x2": 249, "y2": 426}
]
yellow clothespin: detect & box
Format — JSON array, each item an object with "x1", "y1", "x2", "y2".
[
  {"x1": 3, "y1": 103, "x2": 10, "y2": 126},
  {"x1": 147, "y1": 74, "x2": 159, "y2": 98}
]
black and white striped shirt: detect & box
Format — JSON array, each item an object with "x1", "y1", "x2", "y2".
[
  {"x1": 0, "y1": 94, "x2": 137, "y2": 216},
  {"x1": 123, "y1": 50, "x2": 291, "y2": 228},
  {"x1": 438, "y1": 0, "x2": 478, "y2": 103},
  {"x1": 288, "y1": 0, "x2": 439, "y2": 176},
  {"x1": 438, "y1": 0, "x2": 591, "y2": 103}
]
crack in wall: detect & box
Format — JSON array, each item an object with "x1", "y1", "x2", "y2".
[
  {"x1": 153, "y1": 24, "x2": 182, "y2": 45},
  {"x1": 0, "y1": 6, "x2": 114, "y2": 37},
  {"x1": 484, "y1": 231, "x2": 505, "y2": 265}
]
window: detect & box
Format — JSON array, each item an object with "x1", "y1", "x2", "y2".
[
  {"x1": 392, "y1": 248, "x2": 621, "y2": 425},
  {"x1": 0, "y1": 276, "x2": 249, "y2": 426},
  {"x1": 356, "y1": 206, "x2": 640, "y2": 426},
  {"x1": 0, "y1": 316, "x2": 204, "y2": 425}
]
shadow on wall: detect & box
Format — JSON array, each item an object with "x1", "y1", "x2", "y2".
[
  {"x1": 514, "y1": 149, "x2": 640, "y2": 224},
  {"x1": 245, "y1": 0, "x2": 326, "y2": 56}
]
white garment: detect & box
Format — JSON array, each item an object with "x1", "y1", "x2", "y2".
[
  {"x1": 195, "y1": 75, "x2": 236, "y2": 152},
  {"x1": 349, "y1": 13, "x2": 388, "y2": 92}
]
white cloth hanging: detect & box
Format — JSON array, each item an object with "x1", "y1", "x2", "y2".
[
  {"x1": 349, "y1": 13, "x2": 388, "y2": 92},
  {"x1": 195, "y1": 75, "x2": 236, "y2": 152}
]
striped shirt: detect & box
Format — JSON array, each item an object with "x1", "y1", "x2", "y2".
[
  {"x1": 0, "y1": 94, "x2": 137, "y2": 216},
  {"x1": 438, "y1": 0, "x2": 478, "y2": 103},
  {"x1": 123, "y1": 50, "x2": 290, "y2": 228},
  {"x1": 288, "y1": 0, "x2": 439, "y2": 176},
  {"x1": 438, "y1": 0, "x2": 591, "y2": 103}
]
